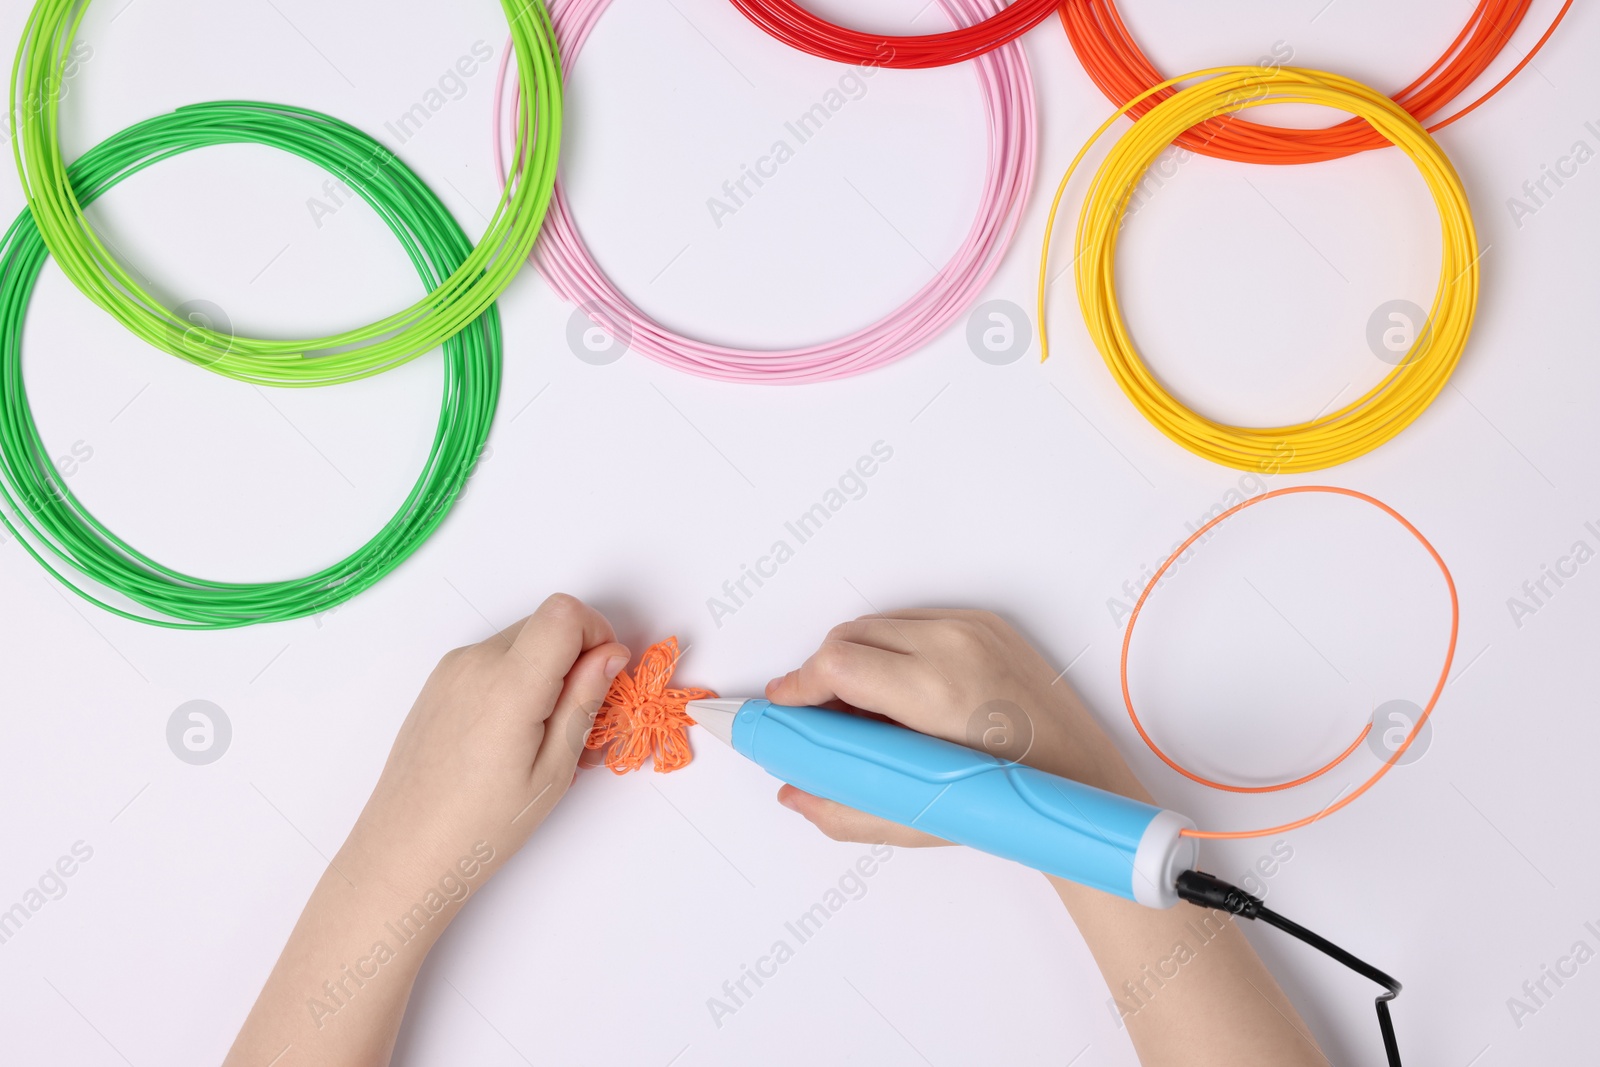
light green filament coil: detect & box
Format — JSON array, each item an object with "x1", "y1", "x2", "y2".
[{"x1": 11, "y1": 0, "x2": 560, "y2": 386}]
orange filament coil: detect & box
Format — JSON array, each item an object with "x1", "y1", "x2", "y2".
[
  {"x1": 1120, "y1": 486, "x2": 1459, "y2": 840},
  {"x1": 1060, "y1": 0, "x2": 1575, "y2": 164}
]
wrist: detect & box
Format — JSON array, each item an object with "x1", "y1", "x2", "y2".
[{"x1": 332, "y1": 823, "x2": 504, "y2": 951}]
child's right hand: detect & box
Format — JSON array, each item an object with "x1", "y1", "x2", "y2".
[
  {"x1": 763, "y1": 609, "x2": 1151, "y2": 847},
  {"x1": 762, "y1": 612, "x2": 1330, "y2": 1065}
]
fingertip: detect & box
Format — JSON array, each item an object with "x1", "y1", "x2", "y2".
[
  {"x1": 551, "y1": 642, "x2": 626, "y2": 737},
  {"x1": 531, "y1": 642, "x2": 626, "y2": 787},
  {"x1": 577, "y1": 643, "x2": 628, "y2": 719},
  {"x1": 777, "y1": 784, "x2": 807, "y2": 812},
  {"x1": 600, "y1": 642, "x2": 631, "y2": 681}
]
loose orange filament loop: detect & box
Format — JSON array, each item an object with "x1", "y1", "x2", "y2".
[
  {"x1": 1119, "y1": 487, "x2": 1459, "y2": 840},
  {"x1": 587, "y1": 637, "x2": 716, "y2": 774}
]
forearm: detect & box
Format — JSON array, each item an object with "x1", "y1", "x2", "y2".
[
  {"x1": 1050, "y1": 874, "x2": 1325, "y2": 1066},
  {"x1": 1022, "y1": 711, "x2": 1325, "y2": 1063},
  {"x1": 1031, "y1": 737, "x2": 1323, "y2": 1062},
  {"x1": 224, "y1": 839, "x2": 465, "y2": 1067}
]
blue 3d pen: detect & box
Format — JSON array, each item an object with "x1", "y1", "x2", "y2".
[
  {"x1": 689, "y1": 698, "x2": 1410, "y2": 1065},
  {"x1": 689, "y1": 698, "x2": 1197, "y2": 907}
]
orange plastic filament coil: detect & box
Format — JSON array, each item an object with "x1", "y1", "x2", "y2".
[{"x1": 1059, "y1": 0, "x2": 1574, "y2": 164}]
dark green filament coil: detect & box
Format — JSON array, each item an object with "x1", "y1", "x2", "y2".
[{"x1": 0, "y1": 102, "x2": 501, "y2": 628}]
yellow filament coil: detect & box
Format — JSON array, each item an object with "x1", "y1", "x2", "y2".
[{"x1": 1038, "y1": 66, "x2": 1479, "y2": 474}]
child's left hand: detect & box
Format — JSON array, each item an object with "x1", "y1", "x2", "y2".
[
  {"x1": 225, "y1": 594, "x2": 628, "y2": 1067},
  {"x1": 340, "y1": 593, "x2": 631, "y2": 903}
]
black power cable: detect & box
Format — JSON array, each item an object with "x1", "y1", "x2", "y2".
[{"x1": 1176, "y1": 870, "x2": 1403, "y2": 1067}]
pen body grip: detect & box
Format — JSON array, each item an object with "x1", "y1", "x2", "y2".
[{"x1": 734, "y1": 700, "x2": 1194, "y2": 907}]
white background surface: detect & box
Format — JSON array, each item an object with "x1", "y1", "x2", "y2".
[{"x1": 0, "y1": 0, "x2": 1596, "y2": 1064}]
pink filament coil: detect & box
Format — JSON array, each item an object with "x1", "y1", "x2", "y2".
[{"x1": 494, "y1": 0, "x2": 1037, "y2": 385}]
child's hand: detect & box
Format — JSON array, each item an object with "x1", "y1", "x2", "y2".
[
  {"x1": 338, "y1": 593, "x2": 629, "y2": 902},
  {"x1": 226, "y1": 594, "x2": 630, "y2": 1067},
  {"x1": 764, "y1": 609, "x2": 1149, "y2": 847}
]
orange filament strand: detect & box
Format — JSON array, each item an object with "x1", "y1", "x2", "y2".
[{"x1": 1118, "y1": 487, "x2": 1459, "y2": 840}]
